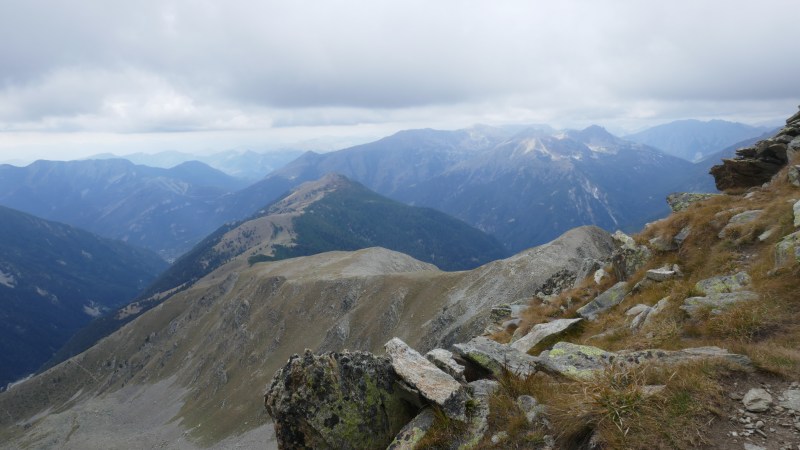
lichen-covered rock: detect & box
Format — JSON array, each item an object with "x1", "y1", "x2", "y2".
[
  {"x1": 666, "y1": 192, "x2": 719, "y2": 212},
  {"x1": 718, "y1": 210, "x2": 763, "y2": 239},
  {"x1": 425, "y1": 348, "x2": 466, "y2": 383},
  {"x1": 674, "y1": 226, "x2": 692, "y2": 247},
  {"x1": 576, "y1": 281, "x2": 630, "y2": 320},
  {"x1": 453, "y1": 336, "x2": 539, "y2": 378},
  {"x1": 775, "y1": 230, "x2": 800, "y2": 267},
  {"x1": 681, "y1": 291, "x2": 759, "y2": 318},
  {"x1": 461, "y1": 379, "x2": 500, "y2": 449},
  {"x1": 265, "y1": 350, "x2": 418, "y2": 450},
  {"x1": 386, "y1": 407, "x2": 436, "y2": 450},
  {"x1": 516, "y1": 395, "x2": 548, "y2": 427},
  {"x1": 538, "y1": 342, "x2": 615, "y2": 380},
  {"x1": 694, "y1": 271, "x2": 751, "y2": 295},
  {"x1": 616, "y1": 346, "x2": 752, "y2": 369},
  {"x1": 788, "y1": 165, "x2": 800, "y2": 187},
  {"x1": 794, "y1": 199, "x2": 800, "y2": 227},
  {"x1": 510, "y1": 318, "x2": 583, "y2": 354},
  {"x1": 385, "y1": 338, "x2": 467, "y2": 421},
  {"x1": 648, "y1": 235, "x2": 677, "y2": 252},
  {"x1": 611, "y1": 232, "x2": 652, "y2": 280}
]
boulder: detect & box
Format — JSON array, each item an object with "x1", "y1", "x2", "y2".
[
  {"x1": 794, "y1": 199, "x2": 800, "y2": 227},
  {"x1": 510, "y1": 318, "x2": 583, "y2": 353},
  {"x1": 674, "y1": 226, "x2": 692, "y2": 247},
  {"x1": 577, "y1": 281, "x2": 630, "y2": 320},
  {"x1": 461, "y1": 380, "x2": 500, "y2": 449},
  {"x1": 778, "y1": 389, "x2": 800, "y2": 411},
  {"x1": 742, "y1": 388, "x2": 772, "y2": 412},
  {"x1": 710, "y1": 157, "x2": 784, "y2": 191},
  {"x1": 538, "y1": 342, "x2": 615, "y2": 380},
  {"x1": 775, "y1": 231, "x2": 800, "y2": 267},
  {"x1": 625, "y1": 298, "x2": 668, "y2": 331},
  {"x1": 648, "y1": 235, "x2": 677, "y2": 252},
  {"x1": 265, "y1": 350, "x2": 418, "y2": 450},
  {"x1": 386, "y1": 408, "x2": 436, "y2": 450},
  {"x1": 694, "y1": 272, "x2": 751, "y2": 295},
  {"x1": 718, "y1": 210, "x2": 763, "y2": 239},
  {"x1": 452, "y1": 336, "x2": 539, "y2": 378},
  {"x1": 573, "y1": 258, "x2": 604, "y2": 288},
  {"x1": 681, "y1": 291, "x2": 759, "y2": 318},
  {"x1": 385, "y1": 338, "x2": 467, "y2": 421},
  {"x1": 646, "y1": 266, "x2": 680, "y2": 282},
  {"x1": 788, "y1": 165, "x2": 800, "y2": 187},
  {"x1": 616, "y1": 346, "x2": 752, "y2": 369},
  {"x1": 425, "y1": 348, "x2": 466, "y2": 383},
  {"x1": 611, "y1": 232, "x2": 652, "y2": 280},
  {"x1": 666, "y1": 192, "x2": 719, "y2": 212}
]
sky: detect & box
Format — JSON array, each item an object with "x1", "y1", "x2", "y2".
[{"x1": 0, "y1": 0, "x2": 798, "y2": 163}]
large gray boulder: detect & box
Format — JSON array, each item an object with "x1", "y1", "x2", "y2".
[
  {"x1": 385, "y1": 338, "x2": 467, "y2": 421},
  {"x1": 577, "y1": 281, "x2": 630, "y2": 320},
  {"x1": 510, "y1": 318, "x2": 583, "y2": 354},
  {"x1": 743, "y1": 388, "x2": 772, "y2": 412},
  {"x1": 681, "y1": 291, "x2": 759, "y2": 318},
  {"x1": 538, "y1": 342, "x2": 615, "y2": 380},
  {"x1": 453, "y1": 336, "x2": 539, "y2": 378},
  {"x1": 265, "y1": 350, "x2": 419, "y2": 450}
]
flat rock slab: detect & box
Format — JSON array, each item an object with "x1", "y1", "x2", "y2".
[
  {"x1": 666, "y1": 192, "x2": 719, "y2": 212},
  {"x1": 718, "y1": 210, "x2": 763, "y2": 238},
  {"x1": 616, "y1": 346, "x2": 752, "y2": 369},
  {"x1": 453, "y1": 336, "x2": 539, "y2": 378},
  {"x1": 385, "y1": 338, "x2": 467, "y2": 421},
  {"x1": 681, "y1": 291, "x2": 758, "y2": 318},
  {"x1": 577, "y1": 281, "x2": 630, "y2": 320},
  {"x1": 425, "y1": 348, "x2": 466, "y2": 382},
  {"x1": 386, "y1": 407, "x2": 436, "y2": 450},
  {"x1": 695, "y1": 271, "x2": 751, "y2": 295},
  {"x1": 510, "y1": 318, "x2": 583, "y2": 354},
  {"x1": 538, "y1": 342, "x2": 615, "y2": 380}
]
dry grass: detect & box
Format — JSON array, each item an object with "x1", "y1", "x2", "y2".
[{"x1": 415, "y1": 406, "x2": 470, "y2": 449}]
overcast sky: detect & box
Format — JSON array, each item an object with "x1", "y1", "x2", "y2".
[{"x1": 0, "y1": 0, "x2": 797, "y2": 163}]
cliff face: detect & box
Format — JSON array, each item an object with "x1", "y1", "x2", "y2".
[{"x1": 710, "y1": 106, "x2": 800, "y2": 190}]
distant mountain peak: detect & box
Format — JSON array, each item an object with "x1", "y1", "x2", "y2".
[{"x1": 266, "y1": 173, "x2": 353, "y2": 216}]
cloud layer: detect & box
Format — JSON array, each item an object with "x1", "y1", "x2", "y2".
[{"x1": 0, "y1": 0, "x2": 798, "y2": 159}]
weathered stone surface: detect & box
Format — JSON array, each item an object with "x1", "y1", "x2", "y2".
[
  {"x1": 516, "y1": 395, "x2": 548, "y2": 427},
  {"x1": 510, "y1": 318, "x2": 583, "y2": 353},
  {"x1": 386, "y1": 407, "x2": 435, "y2": 450},
  {"x1": 757, "y1": 227, "x2": 776, "y2": 242},
  {"x1": 710, "y1": 157, "x2": 784, "y2": 191},
  {"x1": 461, "y1": 380, "x2": 500, "y2": 449},
  {"x1": 743, "y1": 388, "x2": 773, "y2": 412},
  {"x1": 385, "y1": 338, "x2": 467, "y2": 421},
  {"x1": 718, "y1": 210, "x2": 763, "y2": 238},
  {"x1": 646, "y1": 266, "x2": 680, "y2": 282},
  {"x1": 573, "y1": 258, "x2": 604, "y2": 288},
  {"x1": 681, "y1": 291, "x2": 759, "y2": 317},
  {"x1": 453, "y1": 336, "x2": 539, "y2": 378},
  {"x1": 674, "y1": 226, "x2": 692, "y2": 247},
  {"x1": 775, "y1": 230, "x2": 800, "y2": 267},
  {"x1": 538, "y1": 342, "x2": 615, "y2": 380},
  {"x1": 425, "y1": 348, "x2": 466, "y2": 383},
  {"x1": 577, "y1": 281, "x2": 630, "y2": 320},
  {"x1": 778, "y1": 389, "x2": 800, "y2": 411},
  {"x1": 648, "y1": 235, "x2": 677, "y2": 252},
  {"x1": 593, "y1": 268, "x2": 608, "y2": 284},
  {"x1": 666, "y1": 192, "x2": 719, "y2": 212},
  {"x1": 794, "y1": 199, "x2": 800, "y2": 227},
  {"x1": 611, "y1": 232, "x2": 652, "y2": 280},
  {"x1": 265, "y1": 350, "x2": 418, "y2": 450},
  {"x1": 695, "y1": 271, "x2": 751, "y2": 295},
  {"x1": 788, "y1": 165, "x2": 800, "y2": 187},
  {"x1": 626, "y1": 299, "x2": 668, "y2": 332}
]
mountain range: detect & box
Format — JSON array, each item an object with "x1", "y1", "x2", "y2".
[
  {"x1": 0, "y1": 205, "x2": 167, "y2": 388},
  {"x1": 0, "y1": 159, "x2": 245, "y2": 261},
  {"x1": 624, "y1": 119, "x2": 770, "y2": 162}
]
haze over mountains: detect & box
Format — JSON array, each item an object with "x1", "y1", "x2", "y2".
[{"x1": 0, "y1": 206, "x2": 166, "y2": 388}]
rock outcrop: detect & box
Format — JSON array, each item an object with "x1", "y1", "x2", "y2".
[
  {"x1": 265, "y1": 350, "x2": 419, "y2": 449},
  {"x1": 710, "y1": 106, "x2": 800, "y2": 190},
  {"x1": 576, "y1": 281, "x2": 630, "y2": 320},
  {"x1": 666, "y1": 192, "x2": 720, "y2": 212}
]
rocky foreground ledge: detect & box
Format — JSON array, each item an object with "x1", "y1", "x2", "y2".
[{"x1": 265, "y1": 332, "x2": 753, "y2": 449}]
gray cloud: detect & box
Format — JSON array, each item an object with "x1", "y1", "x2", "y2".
[{"x1": 0, "y1": 0, "x2": 797, "y2": 159}]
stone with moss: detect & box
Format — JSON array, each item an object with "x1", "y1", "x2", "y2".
[
  {"x1": 775, "y1": 231, "x2": 800, "y2": 267},
  {"x1": 452, "y1": 336, "x2": 539, "y2": 378},
  {"x1": 694, "y1": 271, "x2": 751, "y2": 295},
  {"x1": 680, "y1": 291, "x2": 759, "y2": 318},
  {"x1": 666, "y1": 192, "x2": 720, "y2": 212},
  {"x1": 510, "y1": 318, "x2": 583, "y2": 354},
  {"x1": 265, "y1": 349, "x2": 419, "y2": 449},
  {"x1": 386, "y1": 407, "x2": 436, "y2": 450},
  {"x1": 538, "y1": 342, "x2": 615, "y2": 380},
  {"x1": 576, "y1": 281, "x2": 630, "y2": 320}
]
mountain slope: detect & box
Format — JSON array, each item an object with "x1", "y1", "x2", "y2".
[
  {"x1": 625, "y1": 119, "x2": 768, "y2": 162},
  {"x1": 0, "y1": 226, "x2": 614, "y2": 448},
  {"x1": 0, "y1": 159, "x2": 245, "y2": 260},
  {"x1": 47, "y1": 174, "x2": 508, "y2": 368},
  {"x1": 0, "y1": 206, "x2": 167, "y2": 388},
  {"x1": 229, "y1": 125, "x2": 694, "y2": 253}
]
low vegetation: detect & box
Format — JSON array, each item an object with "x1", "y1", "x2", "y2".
[{"x1": 471, "y1": 153, "x2": 800, "y2": 448}]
